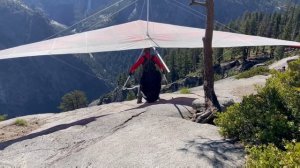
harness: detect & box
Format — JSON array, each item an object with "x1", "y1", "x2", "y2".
[{"x1": 142, "y1": 55, "x2": 158, "y2": 73}]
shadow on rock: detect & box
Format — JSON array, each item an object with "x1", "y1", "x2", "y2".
[
  {"x1": 0, "y1": 113, "x2": 112, "y2": 150},
  {"x1": 124, "y1": 97, "x2": 196, "y2": 118},
  {"x1": 178, "y1": 137, "x2": 245, "y2": 167},
  {"x1": 127, "y1": 97, "x2": 196, "y2": 110}
]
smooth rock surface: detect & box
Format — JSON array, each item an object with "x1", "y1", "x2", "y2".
[
  {"x1": 0, "y1": 75, "x2": 269, "y2": 168},
  {"x1": 269, "y1": 55, "x2": 299, "y2": 70}
]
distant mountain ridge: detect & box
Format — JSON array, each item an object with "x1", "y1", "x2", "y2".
[
  {"x1": 0, "y1": 0, "x2": 111, "y2": 117},
  {"x1": 23, "y1": 0, "x2": 113, "y2": 26},
  {"x1": 22, "y1": 0, "x2": 297, "y2": 27}
]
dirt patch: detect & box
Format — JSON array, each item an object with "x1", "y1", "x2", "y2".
[{"x1": 0, "y1": 118, "x2": 44, "y2": 143}]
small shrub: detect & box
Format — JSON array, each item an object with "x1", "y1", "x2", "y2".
[
  {"x1": 215, "y1": 59, "x2": 300, "y2": 147},
  {"x1": 180, "y1": 87, "x2": 191, "y2": 94},
  {"x1": 15, "y1": 119, "x2": 28, "y2": 126},
  {"x1": 274, "y1": 46, "x2": 285, "y2": 60},
  {"x1": 59, "y1": 90, "x2": 88, "y2": 112},
  {"x1": 187, "y1": 70, "x2": 201, "y2": 78},
  {"x1": 0, "y1": 114, "x2": 7, "y2": 122},
  {"x1": 246, "y1": 142, "x2": 300, "y2": 167},
  {"x1": 214, "y1": 73, "x2": 223, "y2": 81},
  {"x1": 126, "y1": 91, "x2": 136, "y2": 101},
  {"x1": 236, "y1": 67, "x2": 270, "y2": 79},
  {"x1": 226, "y1": 69, "x2": 239, "y2": 77},
  {"x1": 264, "y1": 59, "x2": 276, "y2": 66}
]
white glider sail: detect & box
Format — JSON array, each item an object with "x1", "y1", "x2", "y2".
[{"x1": 0, "y1": 20, "x2": 299, "y2": 60}]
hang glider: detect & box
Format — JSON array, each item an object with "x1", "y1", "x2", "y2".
[{"x1": 0, "y1": 20, "x2": 299, "y2": 60}]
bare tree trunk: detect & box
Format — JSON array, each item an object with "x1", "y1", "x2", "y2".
[{"x1": 196, "y1": 0, "x2": 221, "y2": 123}]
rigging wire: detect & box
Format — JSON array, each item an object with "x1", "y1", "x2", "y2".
[
  {"x1": 146, "y1": 0, "x2": 150, "y2": 36},
  {"x1": 45, "y1": 0, "x2": 130, "y2": 40},
  {"x1": 169, "y1": 0, "x2": 207, "y2": 19},
  {"x1": 171, "y1": 0, "x2": 243, "y2": 34},
  {"x1": 165, "y1": 0, "x2": 206, "y2": 21},
  {"x1": 44, "y1": 0, "x2": 137, "y2": 79},
  {"x1": 139, "y1": 0, "x2": 146, "y2": 19},
  {"x1": 49, "y1": 55, "x2": 101, "y2": 79},
  {"x1": 168, "y1": 0, "x2": 258, "y2": 61},
  {"x1": 83, "y1": 0, "x2": 138, "y2": 32},
  {"x1": 165, "y1": 0, "x2": 236, "y2": 58}
]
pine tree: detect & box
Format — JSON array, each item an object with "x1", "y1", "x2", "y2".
[
  {"x1": 214, "y1": 48, "x2": 224, "y2": 64},
  {"x1": 59, "y1": 90, "x2": 88, "y2": 112},
  {"x1": 274, "y1": 46, "x2": 285, "y2": 60},
  {"x1": 296, "y1": 34, "x2": 300, "y2": 42},
  {"x1": 117, "y1": 73, "x2": 128, "y2": 86},
  {"x1": 0, "y1": 114, "x2": 7, "y2": 121}
]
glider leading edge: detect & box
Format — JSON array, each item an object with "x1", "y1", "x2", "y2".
[{"x1": 0, "y1": 20, "x2": 299, "y2": 60}]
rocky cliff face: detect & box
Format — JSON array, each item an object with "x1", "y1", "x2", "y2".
[{"x1": 0, "y1": 0, "x2": 111, "y2": 117}]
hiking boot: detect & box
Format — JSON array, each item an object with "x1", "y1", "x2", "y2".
[{"x1": 137, "y1": 98, "x2": 142, "y2": 104}]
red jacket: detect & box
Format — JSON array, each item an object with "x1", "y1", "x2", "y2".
[{"x1": 129, "y1": 52, "x2": 165, "y2": 74}]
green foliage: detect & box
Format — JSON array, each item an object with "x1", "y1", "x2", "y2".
[
  {"x1": 126, "y1": 91, "x2": 136, "y2": 101},
  {"x1": 59, "y1": 90, "x2": 88, "y2": 112},
  {"x1": 215, "y1": 59, "x2": 300, "y2": 147},
  {"x1": 264, "y1": 59, "x2": 276, "y2": 66},
  {"x1": 187, "y1": 70, "x2": 201, "y2": 78},
  {"x1": 274, "y1": 46, "x2": 285, "y2": 60},
  {"x1": 179, "y1": 87, "x2": 191, "y2": 94},
  {"x1": 235, "y1": 67, "x2": 270, "y2": 79},
  {"x1": 224, "y1": 5, "x2": 300, "y2": 60},
  {"x1": 246, "y1": 142, "x2": 300, "y2": 167},
  {"x1": 0, "y1": 114, "x2": 7, "y2": 122},
  {"x1": 15, "y1": 119, "x2": 28, "y2": 126},
  {"x1": 228, "y1": 6, "x2": 300, "y2": 41},
  {"x1": 165, "y1": 49, "x2": 201, "y2": 82},
  {"x1": 214, "y1": 73, "x2": 223, "y2": 81},
  {"x1": 226, "y1": 69, "x2": 239, "y2": 77},
  {"x1": 288, "y1": 59, "x2": 300, "y2": 87},
  {"x1": 117, "y1": 73, "x2": 128, "y2": 86},
  {"x1": 213, "y1": 48, "x2": 224, "y2": 64}
]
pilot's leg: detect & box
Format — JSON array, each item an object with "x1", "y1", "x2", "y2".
[{"x1": 137, "y1": 85, "x2": 142, "y2": 104}]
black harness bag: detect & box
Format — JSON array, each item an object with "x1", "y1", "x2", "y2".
[{"x1": 140, "y1": 56, "x2": 162, "y2": 103}]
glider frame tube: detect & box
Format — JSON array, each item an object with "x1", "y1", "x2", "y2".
[{"x1": 152, "y1": 47, "x2": 171, "y2": 73}]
